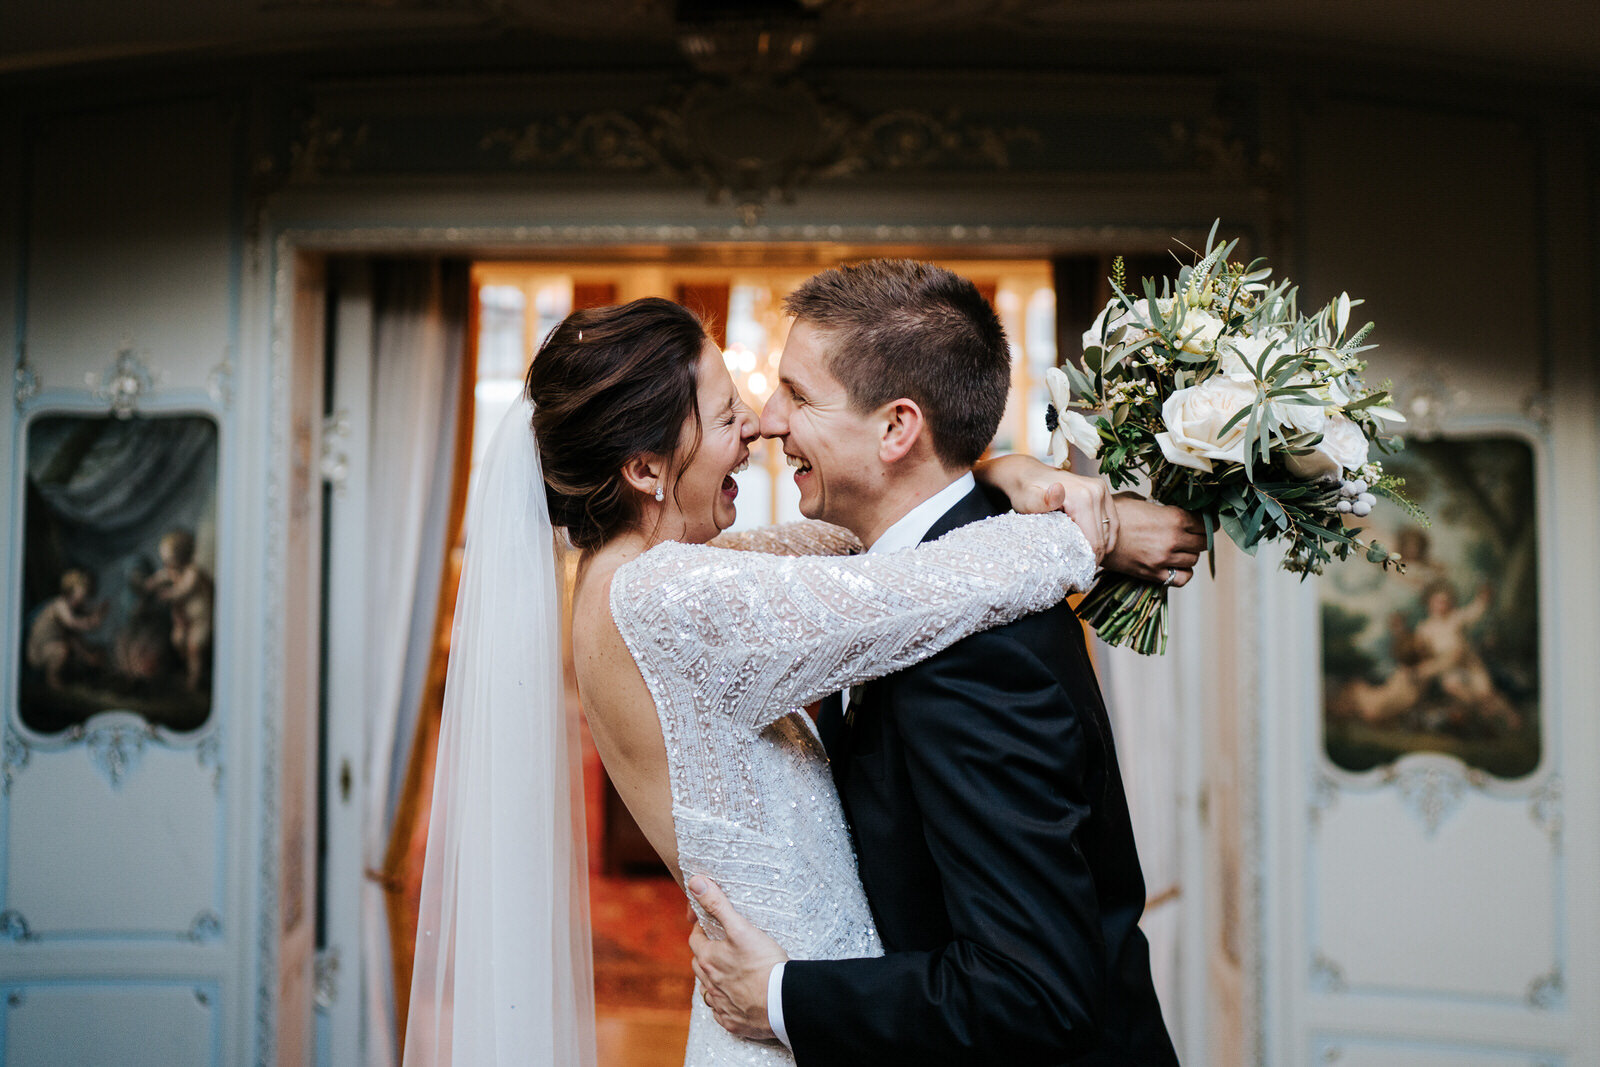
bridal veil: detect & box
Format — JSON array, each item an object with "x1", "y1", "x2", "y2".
[{"x1": 403, "y1": 398, "x2": 596, "y2": 1066}]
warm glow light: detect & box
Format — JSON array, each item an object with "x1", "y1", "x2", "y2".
[{"x1": 747, "y1": 372, "x2": 768, "y2": 396}]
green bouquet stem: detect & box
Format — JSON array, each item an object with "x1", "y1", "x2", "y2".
[{"x1": 1078, "y1": 575, "x2": 1169, "y2": 655}]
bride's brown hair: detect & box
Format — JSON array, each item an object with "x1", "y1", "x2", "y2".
[{"x1": 525, "y1": 297, "x2": 709, "y2": 551}]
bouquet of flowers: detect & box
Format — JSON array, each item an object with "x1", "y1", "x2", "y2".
[{"x1": 1048, "y1": 221, "x2": 1423, "y2": 654}]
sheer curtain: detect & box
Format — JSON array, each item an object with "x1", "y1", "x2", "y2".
[
  {"x1": 362, "y1": 259, "x2": 471, "y2": 1067},
  {"x1": 1095, "y1": 637, "x2": 1184, "y2": 1034}
]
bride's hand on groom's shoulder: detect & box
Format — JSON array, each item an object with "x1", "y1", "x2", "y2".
[
  {"x1": 688, "y1": 875, "x2": 788, "y2": 1042},
  {"x1": 975, "y1": 454, "x2": 1116, "y2": 561},
  {"x1": 1103, "y1": 494, "x2": 1206, "y2": 587}
]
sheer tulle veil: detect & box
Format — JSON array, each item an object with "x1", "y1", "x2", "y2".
[{"x1": 403, "y1": 397, "x2": 596, "y2": 1066}]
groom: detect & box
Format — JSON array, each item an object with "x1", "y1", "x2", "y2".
[{"x1": 689, "y1": 259, "x2": 1195, "y2": 1064}]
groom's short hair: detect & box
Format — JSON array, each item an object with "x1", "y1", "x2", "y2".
[{"x1": 784, "y1": 260, "x2": 1010, "y2": 469}]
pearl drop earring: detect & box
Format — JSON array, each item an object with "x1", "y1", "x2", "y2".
[{"x1": 654, "y1": 485, "x2": 665, "y2": 502}]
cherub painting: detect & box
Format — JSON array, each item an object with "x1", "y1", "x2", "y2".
[
  {"x1": 17, "y1": 413, "x2": 218, "y2": 735},
  {"x1": 1320, "y1": 436, "x2": 1539, "y2": 780}
]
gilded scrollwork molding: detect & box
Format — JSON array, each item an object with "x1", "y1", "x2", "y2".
[
  {"x1": 1309, "y1": 950, "x2": 1347, "y2": 993},
  {"x1": 209, "y1": 353, "x2": 236, "y2": 409},
  {"x1": 13, "y1": 353, "x2": 40, "y2": 411},
  {"x1": 479, "y1": 76, "x2": 1039, "y2": 224},
  {"x1": 1308, "y1": 771, "x2": 1339, "y2": 830},
  {"x1": 1530, "y1": 775, "x2": 1562, "y2": 852},
  {"x1": 1527, "y1": 964, "x2": 1564, "y2": 1009},
  {"x1": 289, "y1": 115, "x2": 370, "y2": 182},
  {"x1": 2, "y1": 727, "x2": 30, "y2": 796},
  {"x1": 1391, "y1": 363, "x2": 1472, "y2": 439},
  {"x1": 198, "y1": 732, "x2": 224, "y2": 795},
  {"x1": 187, "y1": 909, "x2": 222, "y2": 943},
  {"x1": 1163, "y1": 112, "x2": 1279, "y2": 186},
  {"x1": 88, "y1": 343, "x2": 159, "y2": 419},
  {"x1": 1383, "y1": 757, "x2": 1483, "y2": 837},
  {"x1": 84, "y1": 715, "x2": 155, "y2": 790},
  {"x1": 0, "y1": 910, "x2": 35, "y2": 942}
]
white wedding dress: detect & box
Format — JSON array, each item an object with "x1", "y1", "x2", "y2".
[{"x1": 609, "y1": 511, "x2": 1099, "y2": 1065}]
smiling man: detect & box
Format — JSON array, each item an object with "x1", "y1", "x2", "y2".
[{"x1": 689, "y1": 259, "x2": 1196, "y2": 1065}]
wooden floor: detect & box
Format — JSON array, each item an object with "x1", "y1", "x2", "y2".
[
  {"x1": 597, "y1": 1007, "x2": 693, "y2": 1067},
  {"x1": 583, "y1": 708, "x2": 697, "y2": 1065}
]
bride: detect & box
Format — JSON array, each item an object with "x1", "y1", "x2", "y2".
[{"x1": 403, "y1": 297, "x2": 1109, "y2": 1066}]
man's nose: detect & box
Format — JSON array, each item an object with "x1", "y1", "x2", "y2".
[{"x1": 758, "y1": 401, "x2": 780, "y2": 438}]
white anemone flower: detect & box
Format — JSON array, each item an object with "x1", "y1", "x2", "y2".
[{"x1": 1044, "y1": 366, "x2": 1101, "y2": 466}]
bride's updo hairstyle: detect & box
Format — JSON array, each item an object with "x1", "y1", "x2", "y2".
[{"x1": 526, "y1": 297, "x2": 709, "y2": 551}]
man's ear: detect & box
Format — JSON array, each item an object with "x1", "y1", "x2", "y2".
[
  {"x1": 620, "y1": 453, "x2": 668, "y2": 497},
  {"x1": 878, "y1": 398, "x2": 925, "y2": 464}
]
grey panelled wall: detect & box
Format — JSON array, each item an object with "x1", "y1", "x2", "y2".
[
  {"x1": 2, "y1": 66, "x2": 1597, "y2": 1067},
  {"x1": 2, "y1": 98, "x2": 255, "y2": 1065}
]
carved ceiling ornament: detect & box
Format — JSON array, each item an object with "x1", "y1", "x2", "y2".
[{"x1": 481, "y1": 75, "x2": 1039, "y2": 223}]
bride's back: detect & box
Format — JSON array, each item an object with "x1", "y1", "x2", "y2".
[
  {"x1": 526, "y1": 297, "x2": 745, "y2": 886},
  {"x1": 569, "y1": 544, "x2": 681, "y2": 878}
]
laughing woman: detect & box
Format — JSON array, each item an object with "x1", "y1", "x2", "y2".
[{"x1": 404, "y1": 298, "x2": 1108, "y2": 1067}]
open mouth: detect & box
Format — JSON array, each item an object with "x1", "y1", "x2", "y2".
[
  {"x1": 785, "y1": 453, "x2": 813, "y2": 477},
  {"x1": 721, "y1": 456, "x2": 749, "y2": 498}
]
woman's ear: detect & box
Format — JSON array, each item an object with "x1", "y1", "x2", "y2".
[
  {"x1": 621, "y1": 453, "x2": 668, "y2": 498},
  {"x1": 877, "y1": 398, "x2": 925, "y2": 464}
]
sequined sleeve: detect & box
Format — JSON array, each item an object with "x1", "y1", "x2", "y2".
[
  {"x1": 610, "y1": 510, "x2": 1097, "y2": 733},
  {"x1": 709, "y1": 520, "x2": 862, "y2": 557}
]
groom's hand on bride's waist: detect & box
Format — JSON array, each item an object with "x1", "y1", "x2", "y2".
[{"x1": 688, "y1": 875, "x2": 788, "y2": 1042}]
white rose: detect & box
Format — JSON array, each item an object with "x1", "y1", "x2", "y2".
[
  {"x1": 1170, "y1": 306, "x2": 1224, "y2": 354},
  {"x1": 1217, "y1": 333, "x2": 1270, "y2": 380},
  {"x1": 1082, "y1": 301, "x2": 1150, "y2": 354},
  {"x1": 1044, "y1": 366, "x2": 1101, "y2": 464},
  {"x1": 1156, "y1": 377, "x2": 1258, "y2": 473},
  {"x1": 1269, "y1": 369, "x2": 1329, "y2": 436},
  {"x1": 1284, "y1": 411, "x2": 1370, "y2": 480}
]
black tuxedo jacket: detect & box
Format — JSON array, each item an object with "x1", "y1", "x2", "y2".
[{"x1": 782, "y1": 485, "x2": 1178, "y2": 1066}]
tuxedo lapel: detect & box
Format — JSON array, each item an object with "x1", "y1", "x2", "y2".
[
  {"x1": 818, "y1": 690, "x2": 846, "y2": 757},
  {"x1": 919, "y1": 483, "x2": 1004, "y2": 544},
  {"x1": 823, "y1": 484, "x2": 997, "y2": 760}
]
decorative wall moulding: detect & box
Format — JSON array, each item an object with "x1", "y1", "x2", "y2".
[
  {"x1": 84, "y1": 713, "x2": 155, "y2": 790},
  {"x1": 208, "y1": 355, "x2": 235, "y2": 409},
  {"x1": 1, "y1": 727, "x2": 29, "y2": 796},
  {"x1": 1529, "y1": 776, "x2": 1562, "y2": 852},
  {"x1": 0, "y1": 910, "x2": 35, "y2": 943},
  {"x1": 186, "y1": 909, "x2": 222, "y2": 943},
  {"x1": 1388, "y1": 757, "x2": 1475, "y2": 837},
  {"x1": 1308, "y1": 771, "x2": 1339, "y2": 829},
  {"x1": 282, "y1": 71, "x2": 1268, "y2": 220},
  {"x1": 13, "y1": 358, "x2": 40, "y2": 411},
  {"x1": 1526, "y1": 964, "x2": 1564, "y2": 1010},
  {"x1": 87, "y1": 344, "x2": 159, "y2": 419},
  {"x1": 1309, "y1": 951, "x2": 1347, "y2": 993},
  {"x1": 479, "y1": 79, "x2": 1040, "y2": 224}
]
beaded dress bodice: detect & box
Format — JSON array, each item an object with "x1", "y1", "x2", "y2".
[{"x1": 609, "y1": 511, "x2": 1098, "y2": 1066}]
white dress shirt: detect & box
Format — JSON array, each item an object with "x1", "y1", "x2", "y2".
[{"x1": 767, "y1": 471, "x2": 976, "y2": 1050}]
